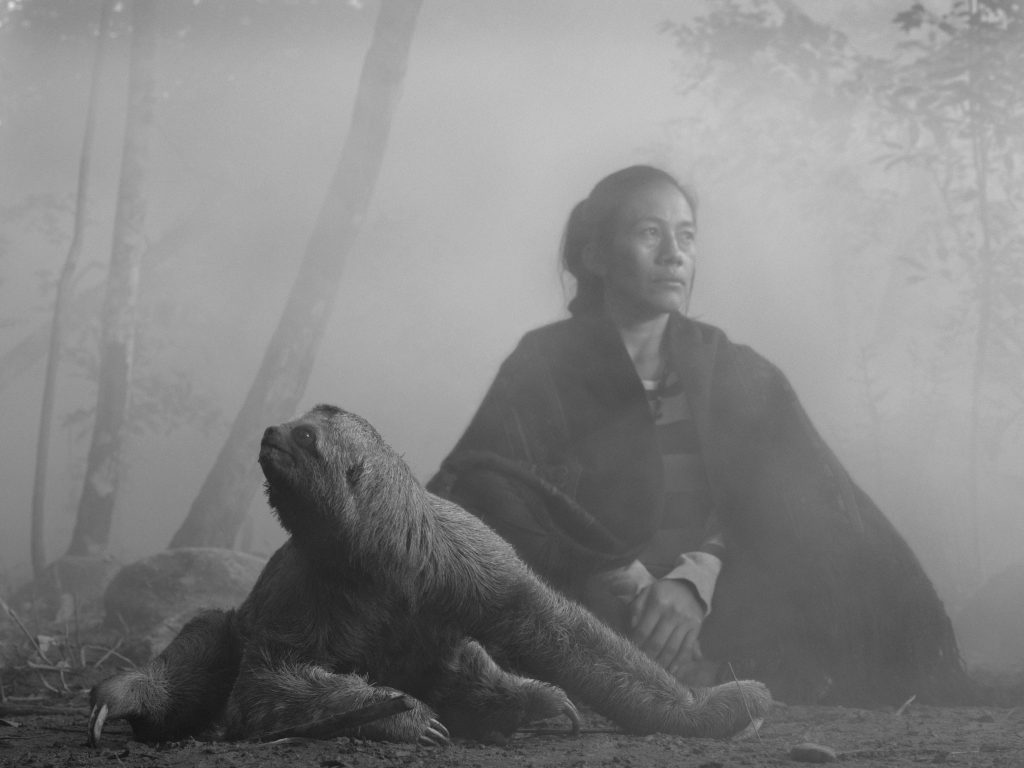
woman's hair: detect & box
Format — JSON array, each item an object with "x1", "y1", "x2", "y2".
[{"x1": 561, "y1": 165, "x2": 697, "y2": 316}]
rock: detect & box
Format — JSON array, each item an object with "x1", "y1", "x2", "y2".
[
  {"x1": 789, "y1": 742, "x2": 837, "y2": 763},
  {"x1": 10, "y1": 555, "x2": 123, "y2": 622},
  {"x1": 102, "y1": 547, "x2": 266, "y2": 655}
]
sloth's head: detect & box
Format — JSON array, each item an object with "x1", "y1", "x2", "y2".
[{"x1": 258, "y1": 404, "x2": 408, "y2": 547}]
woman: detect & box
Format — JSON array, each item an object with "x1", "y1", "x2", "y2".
[{"x1": 428, "y1": 165, "x2": 967, "y2": 705}]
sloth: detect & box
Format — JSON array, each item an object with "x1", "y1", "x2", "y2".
[{"x1": 88, "y1": 405, "x2": 770, "y2": 746}]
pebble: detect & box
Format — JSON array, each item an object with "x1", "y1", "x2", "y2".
[{"x1": 789, "y1": 742, "x2": 837, "y2": 763}]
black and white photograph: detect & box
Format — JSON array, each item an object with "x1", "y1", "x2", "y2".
[{"x1": 1, "y1": 1, "x2": 1022, "y2": 766}]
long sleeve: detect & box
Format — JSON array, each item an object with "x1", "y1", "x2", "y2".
[{"x1": 653, "y1": 508, "x2": 725, "y2": 614}]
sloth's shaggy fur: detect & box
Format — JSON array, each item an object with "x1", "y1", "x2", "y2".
[{"x1": 89, "y1": 405, "x2": 770, "y2": 745}]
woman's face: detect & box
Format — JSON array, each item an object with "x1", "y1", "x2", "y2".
[{"x1": 586, "y1": 181, "x2": 696, "y2": 322}]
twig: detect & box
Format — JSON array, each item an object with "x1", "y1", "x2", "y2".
[
  {"x1": 25, "y1": 661, "x2": 72, "y2": 673},
  {"x1": 0, "y1": 705, "x2": 84, "y2": 717},
  {"x1": 57, "y1": 666, "x2": 71, "y2": 694},
  {"x1": 84, "y1": 638, "x2": 130, "y2": 670},
  {"x1": 0, "y1": 596, "x2": 53, "y2": 665},
  {"x1": 895, "y1": 694, "x2": 917, "y2": 716},
  {"x1": 34, "y1": 672, "x2": 60, "y2": 695},
  {"x1": 73, "y1": 593, "x2": 81, "y2": 654},
  {"x1": 114, "y1": 612, "x2": 130, "y2": 635},
  {"x1": 24, "y1": 659, "x2": 76, "y2": 694},
  {"x1": 245, "y1": 737, "x2": 318, "y2": 747},
  {"x1": 728, "y1": 662, "x2": 762, "y2": 742},
  {"x1": 62, "y1": 620, "x2": 72, "y2": 666},
  {"x1": 254, "y1": 694, "x2": 414, "y2": 742},
  {"x1": 520, "y1": 727, "x2": 620, "y2": 736}
]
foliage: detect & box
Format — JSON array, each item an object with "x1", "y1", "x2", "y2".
[
  {"x1": 661, "y1": 0, "x2": 1024, "y2": 583},
  {"x1": 875, "y1": 0, "x2": 1024, "y2": 431},
  {"x1": 663, "y1": 0, "x2": 864, "y2": 97},
  {"x1": 659, "y1": 0, "x2": 871, "y2": 172}
]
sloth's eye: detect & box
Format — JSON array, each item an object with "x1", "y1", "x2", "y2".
[{"x1": 293, "y1": 427, "x2": 316, "y2": 449}]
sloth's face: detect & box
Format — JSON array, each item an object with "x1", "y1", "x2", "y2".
[{"x1": 259, "y1": 405, "x2": 374, "y2": 541}]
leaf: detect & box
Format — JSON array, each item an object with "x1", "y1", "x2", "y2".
[{"x1": 894, "y1": 4, "x2": 928, "y2": 33}]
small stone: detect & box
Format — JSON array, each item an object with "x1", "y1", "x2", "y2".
[{"x1": 789, "y1": 742, "x2": 837, "y2": 763}]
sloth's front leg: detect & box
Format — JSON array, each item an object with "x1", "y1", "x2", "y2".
[{"x1": 88, "y1": 609, "x2": 239, "y2": 746}]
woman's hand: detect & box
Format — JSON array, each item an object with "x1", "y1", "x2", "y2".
[
  {"x1": 628, "y1": 578, "x2": 706, "y2": 675},
  {"x1": 581, "y1": 560, "x2": 655, "y2": 631}
]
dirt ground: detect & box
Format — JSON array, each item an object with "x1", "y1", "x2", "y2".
[
  {"x1": 2, "y1": 602, "x2": 1023, "y2": 768},
  {"x1": 3, "y1": 694, "x2": 1024, "y2": 768}
]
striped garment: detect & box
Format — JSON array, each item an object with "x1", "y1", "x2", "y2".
[{"x1": 637, "y1": 369, "x2": 725, "y2": 585}]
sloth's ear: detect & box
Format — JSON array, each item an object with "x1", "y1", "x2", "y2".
[{"x1": 345, "y1": 461, "x2": 364, "y2": 487}]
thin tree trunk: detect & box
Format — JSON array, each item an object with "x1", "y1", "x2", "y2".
[
  {"x1": 30, "y1": 0, "x2": 115, "y2": 578},
  {"x1": 170, "y1": 0, "x2": 423, "y2": 549},
  {"x1": 965, "y1": 0, "x2": 992, "y2": 574},
  {"x1": 66, "y1": 0, "x2": 158, "y2": 557},
  {"x1": 0, "y1": 215, "x2": 200, "y2": 395}
]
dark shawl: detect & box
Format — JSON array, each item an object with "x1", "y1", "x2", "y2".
[{"x1": 428, "y1": 313, "x2": 970, "y2": 705}]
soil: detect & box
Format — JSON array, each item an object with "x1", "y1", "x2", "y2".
[
  {"x1": 3, "y1": 692, "x2": 1024, "y2": 767},
  {"x1": 2, "y1": 605, "x2": 1023, "y2": 768}
]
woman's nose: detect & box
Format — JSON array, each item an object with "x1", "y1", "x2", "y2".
[{"x1": 659, "y1": 235, "x2": 685, "y2": 264}]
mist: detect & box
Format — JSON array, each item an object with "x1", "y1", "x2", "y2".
[{"x1": 1, "y1": 0, "x2": 1021, "y2": 671}]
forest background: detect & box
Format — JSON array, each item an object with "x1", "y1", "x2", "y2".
[{"x1": 0, "y1": 0, "x2": 1022, "y2": 670}]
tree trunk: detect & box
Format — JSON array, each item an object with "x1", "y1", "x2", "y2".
[
  {"x1": 66, "y1": 0, "x2": 158, "y2": 557},
  {"x1": 965, "y1": 0, "x2": 993, "y2": 574},
  {"x1": 0, "y1": 215, "x2": 201, "y2": 396},
  {"x1": 170, "y1": 0, "x2": 423, "y2": 549},
  {"x1": 30, "y1": 0, "x2": 115, "y2": 578}
]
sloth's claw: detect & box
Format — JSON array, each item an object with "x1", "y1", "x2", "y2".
[
  {"x1": 562, "y1": 700, "x2": 581, "y2": 735},
  {"x1": 87, "y1": 702, "x2": 109, "y2": 748},
  {"x1": 432, "y1": 719, "x2": 451, "y2": 739},
  {"x1": 417, "y1": 719, "x2": 451, "y2": 746}
]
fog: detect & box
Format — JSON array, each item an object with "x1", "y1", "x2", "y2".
[{"x1": 1, "y1": 0, "x2": 1021, "y2": 666}]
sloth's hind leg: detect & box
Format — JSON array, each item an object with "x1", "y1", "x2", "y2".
[
  {"x1": 224, "y1": 658, "x2": 449, "y2": 746},
  {"x1": 429, "y1": 638, "x2": 580, "y2": 743}
]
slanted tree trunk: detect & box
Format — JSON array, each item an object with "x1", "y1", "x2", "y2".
[
  {"x1": 170, "y1": 0, "x2": 423, "y2": 549},
  {"x1": 66, "y1": 0, "x2": 158, "y2": 557},
  {"x1": 30, "y1": 0, "x2": 115, "y2": 579}
]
